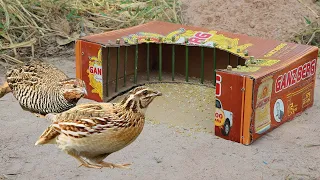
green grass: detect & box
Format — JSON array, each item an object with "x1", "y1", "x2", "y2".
[
  {"x1": 294, "y1": 7, "x2": 320, "y2": 57},
  {"x1": 0, "y1": 0, "x2": 183, "y2": 57}
]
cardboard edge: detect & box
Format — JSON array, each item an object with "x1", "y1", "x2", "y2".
[
  {"x1": 78, "y1": 39, "x2": 248, "y2": 64},
  {"x1": 79, "y1": 21, "x2": 162, "y2": 41},
  {"x1": 241, "y1": 76, "x2": 254, "y2": 145},
  {"x1": 250, "y1": 46, "x2": 319, "y2": 79},
  {"x1": 240, "y1": 76, "x2": 246, "y2": 144},
  {"x1": 75, "y1": 40, "x2": 82, "y2": 80},
  {"x1": 101, "y1": 47, "x2": 108, "y2": 102}
]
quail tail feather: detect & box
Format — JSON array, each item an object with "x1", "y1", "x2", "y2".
[
  {"x1": 0, "y1": 82, "x2": 11, "y2": 98},
  {"x1": 35, "y1": 126, "x2": 59, "y2": 145}
]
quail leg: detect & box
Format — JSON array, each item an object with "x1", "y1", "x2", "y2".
[
  {"x1": 78, "y1": 162, "x2": 103, "y2": 169},
  {"x1": 87, "y1": 153, "x2": 131, "y2": 169},
  {"x1": 66, "y1": 150, "x2": 102, "y2": 169},
  {"x1": 33, "y1": 113, "x2": 46, "y2": 118},
  {"x1": 99, "y1": 161, "x2": 131, "y2": 169}
]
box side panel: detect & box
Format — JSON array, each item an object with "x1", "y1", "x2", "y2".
[
  {"x1": 251, "y1": 50, "x2": 318, "y2": 142},
  {"x1": 101, "y1": 45, "x2": 149, "y2": 84},
  {"x1": 160, "y1": 45, "x2": 244, "y2": 81},
  {"x1": 100, "y1": 44, "x2": 149, "y2": 100},
  {"x1": 215, "y1": 71, "x2": 245, "y2": 143},
  {"x1": 76, "y1": 40, "x2": 103, "y2": 102}
]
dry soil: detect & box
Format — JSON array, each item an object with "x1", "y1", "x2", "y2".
[
  {"x1": 1, "y1": 1, "x2": 320, "y2": 180},
  {"x1": 1, "y1": 57, "x2": 320, "y2": 180},
  {"x1": 181, "y1": 0, "x2": 320, "y2": 42}
]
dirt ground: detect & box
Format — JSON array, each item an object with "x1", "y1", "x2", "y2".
[
  {"x1": 181, "y1": 0, "x2": 320, "y2": 42},
  {"x1": 1, "y1": 1, "x2": 320, "y2": 180},
  {"x1": 1, "y1": 58, "x2": 320, "y2": 180}
]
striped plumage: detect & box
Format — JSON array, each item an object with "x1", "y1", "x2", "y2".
[
  {"x1": 35, "y1": 86, "x2": 162, "y2": 169},
  {"x1": 0, "y1": 60, "x2": 87, "y2": 116}
]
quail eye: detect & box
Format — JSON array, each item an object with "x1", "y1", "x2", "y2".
[
  {"x1": 73, "y1": 84, "x2": 77, "y2": 88},
  {"x1": 142, "y1": 90, "x2": 148, "y2": 95}
]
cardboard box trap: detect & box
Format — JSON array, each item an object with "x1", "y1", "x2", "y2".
[{"x1": 75, "y1": 21, "x2": 318, "y2": 145}]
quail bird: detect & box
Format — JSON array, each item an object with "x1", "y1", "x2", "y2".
[
  {"x1": 35, "y1": 86, "x2": 162, "y2": 169},
  {"x1": 0, "y1": 60, "x2": 87, "y2": 117}
]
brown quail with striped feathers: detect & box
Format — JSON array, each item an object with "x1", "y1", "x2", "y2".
[
  {"x1": 0, "y1": 60, "x2": 87, "y2": 117},
  {"x1": 35, "y1": 86, "x2": 162, "y2": 169}
]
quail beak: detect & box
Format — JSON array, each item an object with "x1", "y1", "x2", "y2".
[
  {"x1": 153, "y1": 91, "x2": 162, "y2": 96},
  {"x1": 83, "y1": 88, "x2": 88, "y2": 96}
]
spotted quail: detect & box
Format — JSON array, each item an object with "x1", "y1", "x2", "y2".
[
  {"x1": 0, "y1": 60, "x2": 87, "y2": 117},
  {"x1": 35, "y1": 86, "x2": 162, "y2": 169}
]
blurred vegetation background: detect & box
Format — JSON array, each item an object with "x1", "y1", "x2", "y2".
[
  {"x1": 0, "y1": 0, "x2": 319, "y2": 62},
  {"x1": 294, "y1": 14, "x2": 320, "y2": 57},
  {"x1": 0, "y1": 0, "x2": 183, "y2": 61}
]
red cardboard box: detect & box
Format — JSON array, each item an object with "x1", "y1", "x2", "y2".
[{"x1": 75, "y1": 21, "x2": 318, "y2": 145}]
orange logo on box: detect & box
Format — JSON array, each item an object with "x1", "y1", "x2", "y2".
[
  {"x1": 216, "y1": 74, "x2": 222, "y2": 97},
  {"x1": 189, "y1": 32, "x2": 212, "y2": 45},
  {"x1": 89, "y1": 66, "x2": 102, "y2": 76},
  {"x1": 261, "y1": 86, "x2": 268, "y2": 98},
  {"x1": 87, "y1": 49, "x2": 103, "y2": 99},
  {"x1": 215, "y1": 108, "x2": 225, "y2": 127},
  {"x1": 275, "y1": 59, "x2": 317, "y2": 93}
]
